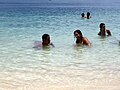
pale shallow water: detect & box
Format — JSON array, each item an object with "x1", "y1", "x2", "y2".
[{"x1": 0, "y1": 3, "x2": 120, "y2": 89}]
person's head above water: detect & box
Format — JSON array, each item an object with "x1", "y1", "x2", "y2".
[
  {"x1": 74, "y1": 29, "x2": 91, "y2": 46},
  {"x1": 86, "y1": 12, "x2": 91, "y2": 19},
  {"x1": 74, "y1": 30, "x2": 83, "y2": 40},
  {"x1": 34, "y1": 33, "x2": 54, "y2": 48},
  {"x1": 81, "y1": 13, "x2": 85, "y2": 18},
  {"x1": 98, "y1": 23, "x2": 111, "y2": 36},
  {"x1": 99, "y1": 23, "x2": 105, "y2": 29},
  {"x1": 42, "y1": 34, "x2": 50, "y2": 46}
]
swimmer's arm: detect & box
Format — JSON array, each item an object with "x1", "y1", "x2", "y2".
[
  {"x1": 50, "y1": 43, "x2": 55, "y2": 47},
  {"x1": 107, "y1": 30, "x2": 112, "y2": 36},
  {"x1": 98, "y1": 32, "x2": 101, "y2": 36},
  {"x1": 83, "y1": 37, "x2": 92, "y2": 46}
]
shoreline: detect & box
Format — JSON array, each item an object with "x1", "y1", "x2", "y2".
[
  {"x1": 0, "y1": 78, "x2": 120, "y2": 90},
  {"x1": 1, "y1": 85, "x2": 120, "y2": 90}
]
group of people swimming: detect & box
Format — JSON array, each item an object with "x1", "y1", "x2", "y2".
[
  {"x1": 34, "y1": 22, "x2": 112, "y2": 48},
  {"x1": 73, "y1": 23, "x2": 111, "y2": 46},
  {"x1": 81, "y1": 12, "x2": 91, "y2": 19}
]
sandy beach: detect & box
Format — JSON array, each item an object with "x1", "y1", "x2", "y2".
[
  {"x1": 0, "y1": 77, "x2": 120, "y2": 90},
  {"x1": 1, "y1": 84, "x2": 120, "y2": 90}
]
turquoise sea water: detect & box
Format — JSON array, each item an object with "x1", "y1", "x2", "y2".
[{"x1": 0, "y1": 3, "x2": 120, "y2": 88}]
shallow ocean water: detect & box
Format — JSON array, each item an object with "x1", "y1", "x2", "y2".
[{"x1": 0, "y1": 3, "x2": 120, "y2": 88}]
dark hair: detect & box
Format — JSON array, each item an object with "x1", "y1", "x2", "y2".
[
  {"x1": 42, "y1": 34, "x2": 50, "y2": 41},
  {"x1": 74, "y1": 30, "x2": 83, "y2": 43},
  {"x1": 99, "y1": 23, "x2": 105, "y2": 28},
  {"x1": 81, "y1": 13, "x2": 85, "y2": 17},
  {"x1": 87, "y1": 12, "x2": 90, "y2": 19}
]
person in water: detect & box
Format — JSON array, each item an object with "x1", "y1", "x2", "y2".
[
  {"x1": 34, "y1": 34, "x2": 54, "y2": 48},
  {"x1": 81, "y1": 13, "x2": 85, "y2": 18},
  {"x1": 42, "y1": 34, "x2": 54, "y2": 47},
  {"x1": 74, "y1": 30, "x2": 91, "y2": 46},
  {"x1": 86, "y1": 12, "x2": 91, "y2": 19},
  {"x1": 98, "y1": 23, "x2": 112, "y2": 37}
]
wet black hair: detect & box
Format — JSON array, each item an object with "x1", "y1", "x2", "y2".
[
  {"x1": 42, "y1": 34, "x2": 50, "y2": 41},
  {"x1": 74, "y1": 30, "x2": 83, "y2": 44},
  {"x1": 99, "y1": 23, "x2": 105, "y2": 28},
  {"x1": 81, "y1": 13, "x2": 85, "y2": 17},
  {"x1": 74, "y1": 30, "x2": 82, "y2": 36},
  {"x1": 87, "y1": 12, "x2": 90, "y2": 19}
]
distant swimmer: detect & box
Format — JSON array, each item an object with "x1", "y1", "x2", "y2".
[
  {"x1": 81, "y1": 13, "x2": 85, "y2": 18},
  {"x1": 98, "y1": 23, "x2": 112, "y2": 37},
  {"x1": 81, "y1": 12, "x2": 91, "y2": 19},
  {"x1": 74, "y1": 30, "x2": 91, "y2": 46},
  {"x1": 86, "y1": 12, "x2": 91, "y2": 19},
  {"x1": 34, "y1": 34, "x2": 54, "y2": 49}
]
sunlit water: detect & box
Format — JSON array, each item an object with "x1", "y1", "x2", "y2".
[{"x1": 0, "y1": 3, "x2": 120, "y2": 89}]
